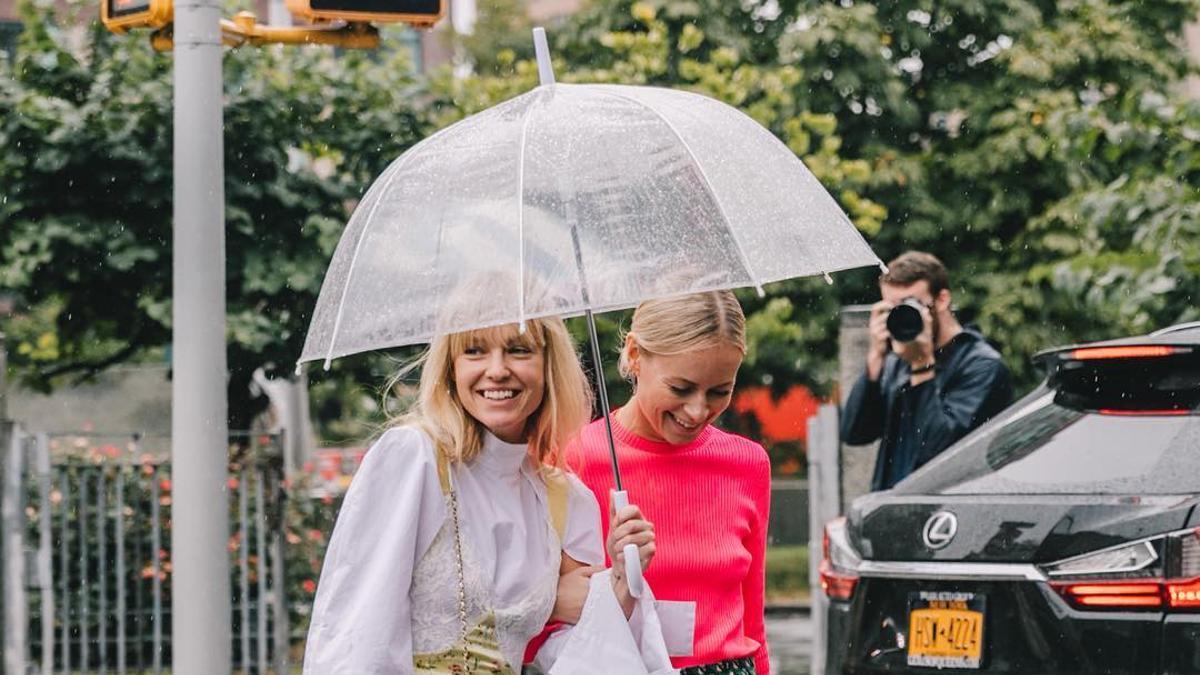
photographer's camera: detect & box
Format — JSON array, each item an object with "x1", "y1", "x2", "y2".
[{"x1": 886, "y1": 298, "x2": 926, "y2": 342}]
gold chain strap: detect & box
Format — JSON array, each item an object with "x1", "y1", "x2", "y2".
[{"x1": 445, "y1": 472, "x2": 472, "y2": 670}]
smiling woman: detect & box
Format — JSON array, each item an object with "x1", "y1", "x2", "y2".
[
  {"x1": 566, "y1": 291, "x2": 774, "y2": 675},
  {"x1": 302, "y1": 317, "x2": 678, "y2": 674}
]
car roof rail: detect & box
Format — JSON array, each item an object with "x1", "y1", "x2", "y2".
[{"x1": 1150, "y1": 322, "x2": 1200, "y2": 337}]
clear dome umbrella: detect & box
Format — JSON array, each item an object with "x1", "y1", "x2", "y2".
[{"x1": 299, "y1": 28, "x2": 884, "y2": 595}]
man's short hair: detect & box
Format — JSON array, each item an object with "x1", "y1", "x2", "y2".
[{"x1": 880, "y1": 251, "x2": 949, "y2": 296}]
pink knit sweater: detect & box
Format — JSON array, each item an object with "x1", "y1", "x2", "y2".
[{"x1": 564, "y1": 413, "x2": 772, "y2": 674}]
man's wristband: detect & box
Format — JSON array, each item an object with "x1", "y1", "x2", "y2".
[{"x1": 910, "y1": 362, "x2": 936, "y2": 375}]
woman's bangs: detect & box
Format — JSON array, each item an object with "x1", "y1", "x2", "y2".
[{"x1": 447, "y1": 322, "x2": 544, "y2": 355}]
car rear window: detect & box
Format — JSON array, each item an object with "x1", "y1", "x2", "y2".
[{"x1": 897, "y1": 390, "x2": 1200, "y2": 495}]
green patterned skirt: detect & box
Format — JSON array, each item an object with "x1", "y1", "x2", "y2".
[{"x1": 680, "y1": 656, "x2": 756, "y2": 675}]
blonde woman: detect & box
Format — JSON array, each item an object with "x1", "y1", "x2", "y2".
[
  {"x1": 304, "y1": 318, "x2": 675, "y2": 674},
  {"x1": 566, "y1": 291, "x2": 772, "y2": 675}
]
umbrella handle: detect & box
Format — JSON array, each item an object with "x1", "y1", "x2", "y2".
[{"x1": 611, "y1": 490, "x2": 645, "y2": 599}]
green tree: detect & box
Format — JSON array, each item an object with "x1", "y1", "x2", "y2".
[
  {"x1": 458, "y1": 0, "x2": 536, "y2": 75},
  {"x1": 543, "y1": 0, "x2": 1200, "y2": 392},
  {"x1": 780, "y1": 0, "x2": 1200, "y2": 385},
  {"x1": 0, "y1": 3, "x2": 436, "y2": 430}
]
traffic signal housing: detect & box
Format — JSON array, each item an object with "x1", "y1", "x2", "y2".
[
  {"x1": 101, "y1": 0, "x2": 172, "y2": 33},
  {"x1": 285, "y1": 0, "x2": 442, "y2": 26}
]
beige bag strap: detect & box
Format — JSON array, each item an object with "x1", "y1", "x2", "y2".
[
  {"x1": 439, "y1": 449, "x2": 568, "y2": 541},
  {"x1": 541, "y1": 468, "x2": 569, "y2": 542},
  {"x1": 435, "y1": 448, "x2": 452, "y2": 495}
]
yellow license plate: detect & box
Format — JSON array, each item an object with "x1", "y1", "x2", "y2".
[{"x1": 906, "y1": 592, "x2": 985, "y2": 669}]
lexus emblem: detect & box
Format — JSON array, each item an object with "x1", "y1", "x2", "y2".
[{"x1": 922, "y1": 511, "x2": 958, "y2": 550}]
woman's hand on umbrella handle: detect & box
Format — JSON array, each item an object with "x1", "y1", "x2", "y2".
[{"x1": 609, "y1": 491, "x2": 652, "y2": 604}]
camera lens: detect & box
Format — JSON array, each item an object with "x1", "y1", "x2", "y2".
[{"x1": 886, "y1": 300, "x2": 925, "y2": 342}]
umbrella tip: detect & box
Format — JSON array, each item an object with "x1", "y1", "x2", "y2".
[
  {"x1": 294, "y1": 363, "x2": 302, "y2": 377},
  {"x1": 754, "y1": 284, "x2": 765, "y2": 298},
  {"x1": 519, "y1": 320, "x2": 528, "y2": 334},
  {"x1": 532, "y1": 27, "x2": 556, "y2": 86},
  {"x1": 878, "y1": 261, "x2": 889, "y2": 275},
  {"x1": 822, "y1": 271, "x2": 833, "y2": 285},
  {"x1": 322, "y1": 358, "x2": 332, "y2": 372}
]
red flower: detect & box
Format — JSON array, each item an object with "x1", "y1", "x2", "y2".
[{"x1": 302, "y1": 579, "x2": 317, "y2": 594}]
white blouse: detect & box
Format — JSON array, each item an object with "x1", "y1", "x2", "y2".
[{"x1": 302, "y1": 426, "x2": 676, "y2": 674}]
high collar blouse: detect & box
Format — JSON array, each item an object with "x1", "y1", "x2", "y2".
[
  {"x1": 455, "y1": 430, "x2": 604, "y2": 607},
  {"x1": 303, "y1": 426, "x2": 605, "y2": 673}
]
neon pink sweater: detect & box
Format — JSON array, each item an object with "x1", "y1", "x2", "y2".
[{"x1": 564, "y1": 414, "x2": 772, "y2": 674}]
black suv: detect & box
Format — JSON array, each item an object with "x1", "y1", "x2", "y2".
[{"x1": 822, "y1": 322, "x2": 1200, "y2": 674}]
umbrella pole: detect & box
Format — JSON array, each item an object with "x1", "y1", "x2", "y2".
[
  {"x1": 584, "y1": 309, "x2": 623, "y2": 491},
  {"x1": 583, "y1": 308, "x2": 644, "y2": 597},
  {"x1": 536, "y1": 26, "x2": 641, "y2": 596}
]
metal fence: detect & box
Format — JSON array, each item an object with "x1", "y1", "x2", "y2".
[
  {"x1": 807, "y1": 403, "x2": 841, "y2": 675},
  {"x1": 1, "y1": 423, "x2": 290, "y2": 674}
]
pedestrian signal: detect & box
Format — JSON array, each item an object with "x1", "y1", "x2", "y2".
[
  {"x1": 101, "y1": 0, "x2": 172, "y2": 32},
  {"x1": 285, "y1": 0, "x2": 443, "y2": 26}
]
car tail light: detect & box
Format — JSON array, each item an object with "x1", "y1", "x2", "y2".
[
  {"x1": 1056, "y1": 581, "x2": 1165, "y2": 608},
  {"x1": 1097, "y1": 409, "x2": 1192, "y2": 417},
  {"x1": 1046, "y1": 527, "x2": 1200, "y2": 611},
  {"x1": 1068, "y1": 345, "x2": 1190, "y2": 360},
  {"x1": 820, "y1": 516, "x2": 861, "y2": 601},
  {"x1": 1040, "y1": 341, "x2": 1200, "y2": 414},
  {"x1": 1167, "y1": 578, "x2": 1200, "y2": 608}
]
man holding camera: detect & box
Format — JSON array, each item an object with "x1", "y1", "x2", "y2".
[{"x1": 841, "y1": 251, "x2": 1013, "y2": 491}]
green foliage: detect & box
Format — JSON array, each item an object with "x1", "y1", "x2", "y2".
[
  {"x1": 7, "y1": 0, "x2": 1200, "y2": 441},
  {"x1": 0, "y1": 8, "x2": 435, "y2": 428},
  {"x1": 456, "y1": 0, "x2": 1200, "y2": 400},
  {"x1": 458, "y1": 0, "x2": 536, "y2": 75},
  {"x1": 733, "y1": 0, "x2": 1199, "y2": 390},
  {"x1": 765, "y1": 544, "x2": 810, "y2": 600}
]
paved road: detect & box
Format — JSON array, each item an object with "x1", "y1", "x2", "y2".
[{"x1": 767, "y1": 611, "x2": 812, "y2": 674}]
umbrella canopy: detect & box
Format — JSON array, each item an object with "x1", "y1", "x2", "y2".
[{"x1": 299, "y1": 81, "x2": 883, "y2": 367}]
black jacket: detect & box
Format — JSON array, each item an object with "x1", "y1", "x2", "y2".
[{"x1": 840, "y1": 327, "x2": 1013, "y2": 491}]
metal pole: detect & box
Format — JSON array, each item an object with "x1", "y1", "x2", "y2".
[
  {"x1": 58, "y1": 468, "x2": 70, "y2": 674},
  {"x1": 150, "y1": 470, "x2": 163, "y2": 675},
  {"x1": 78, "y1": 468, "x2": 89, "y2": 670},
  {"x1": 584, "y1": 311, "x2": 622, "y2": 491},
  {"x1": 808, "y1": 404, "x2": 841, "y2": 675},
  {"x1": 98, "y1": 472, "x2": 109, "y2": 670},
  {"x1": 2, "y1": 423, "x2": 28, "y2": 675},
  {"x1": 35, "y1": 435, "x2": 52, "y2": 675},
  {"x1": 837, "y1": 306, "x2": 876, "y2": 512},
  {"x1": 115, "y1": 465, "x2": 127, "y2": 674},
  {"x1": 171, "y1": 0, "x2": 231, "y2": 668},
  {"x1": 268, "y1": 468, "x2": 289, "y2": 675},
  {"x1": 0, "y1": 333, "x2": 7, "y2": 421},
  {"x1": 253, "y1": 472, "x2": 267, "y2": 674},
  {"x1": 238, "y1": 473, "x2": 250, "y2": 672}
]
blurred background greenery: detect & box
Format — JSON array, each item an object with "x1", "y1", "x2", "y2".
[{"x1": 3, "y1": 0, "x2": 1199, "y2": 466}]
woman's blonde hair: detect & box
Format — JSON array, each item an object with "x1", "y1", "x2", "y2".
[
  {"x1": 394, "y1": 317, "x2": 592, "y2": 467},
  {"x1": 618, "y1": 290, "x2": 746, "y2": 381}
]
